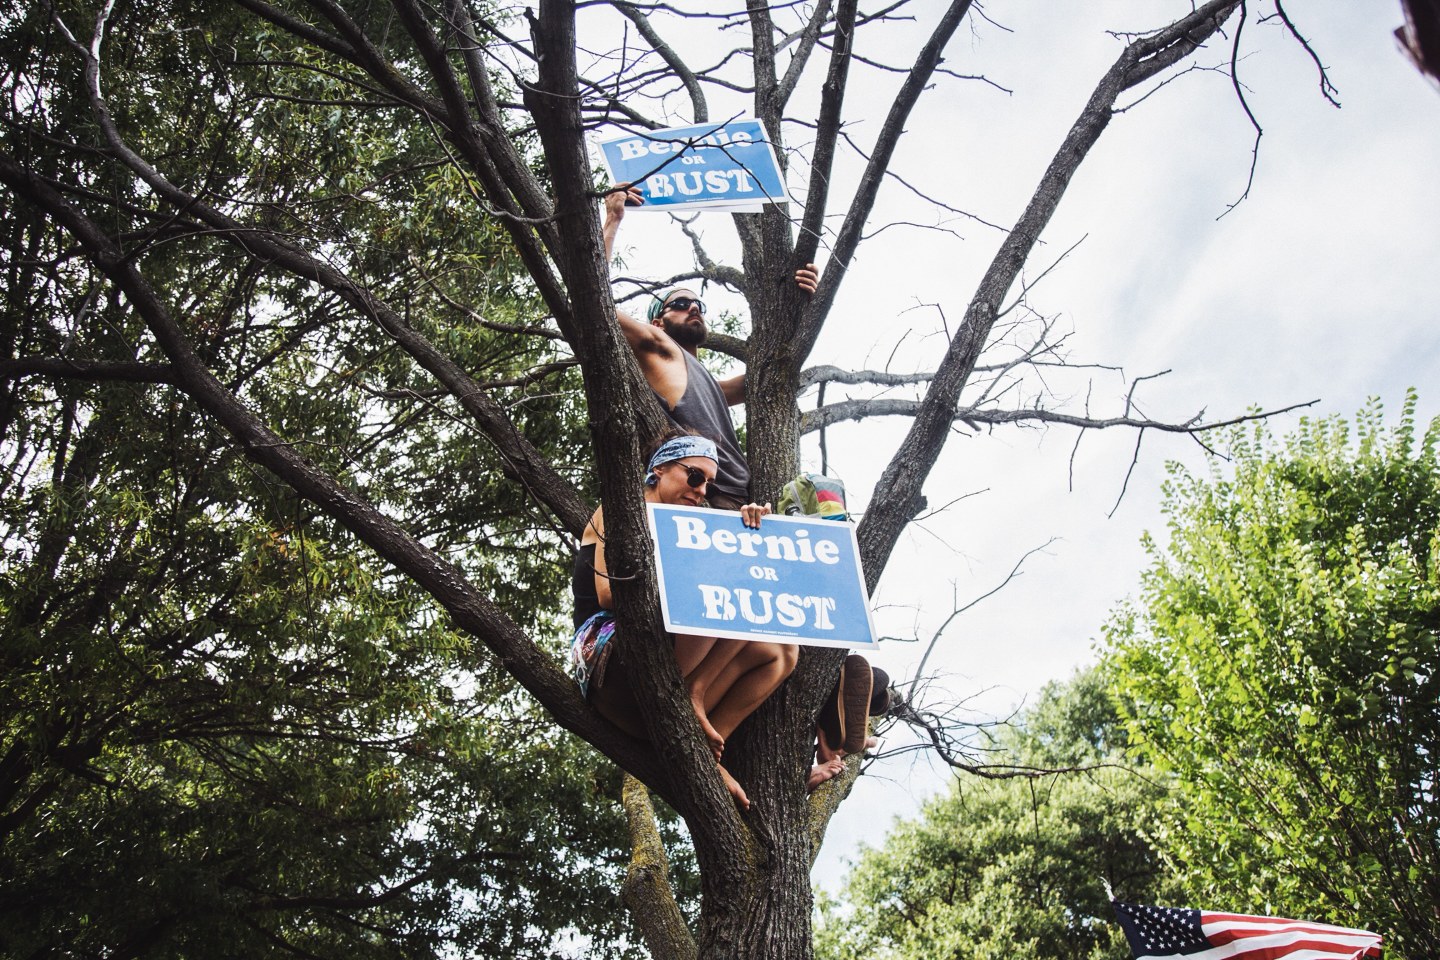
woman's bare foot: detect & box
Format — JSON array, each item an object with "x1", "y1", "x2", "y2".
[
  {"x1": 692, "y1": 696, "x2": 724, "y2": 759},
  {"x1": 807, "y1": 757, "x2": 846, "y2": 791},
  {"x1": 717, "y1": 763, "x2": 750, "y2": 810}
]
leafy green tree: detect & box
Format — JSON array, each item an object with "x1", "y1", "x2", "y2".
[
  {"x1": 0, "y1": 3, "x2": 691, "y2": 954},
  {"x1": 1103, "y1": 395, "x2": 1440, "y2": 958},
  {"x1": 0, "y1": 377, "x2": 672, "y2": 958},
  {"x1": 815, "y1": 669, "x2": 1176, "y2": 960}
]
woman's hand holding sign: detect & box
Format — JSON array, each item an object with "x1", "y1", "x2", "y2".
[{"x1": 739, "y1": 501, "x2": 771, "y2": 528}]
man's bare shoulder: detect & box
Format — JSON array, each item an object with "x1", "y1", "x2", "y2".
[{"x1": 618, "y1": 309, "x2": 683, "y2": 360}]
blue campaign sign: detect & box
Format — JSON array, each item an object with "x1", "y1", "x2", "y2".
[
  {"x1": 597, "y1": 119, "x2": 787, "y2": 212},
  {"x1": 648, "y1": 504, "x2": 878, "y2": 649}
]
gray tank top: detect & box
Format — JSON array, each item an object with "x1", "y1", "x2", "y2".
[{"x1": 659, "y1": 350, "x2": 750, "y2": 502}]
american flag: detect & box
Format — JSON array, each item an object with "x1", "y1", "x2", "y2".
[{"x1": 1112, "y1": 901, "x2": 1382, "y2": 960}]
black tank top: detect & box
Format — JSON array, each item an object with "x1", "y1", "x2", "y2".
[
  {"x1": 571, "y1": 542, "x2": 603, "y2": 628},
  {"x1": 659, "y1": 350, "x2": 750, "y2": 502}
]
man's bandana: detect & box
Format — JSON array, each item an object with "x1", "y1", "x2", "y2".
[{"x1": 647, "y1": 287, "x2": 686, "y2": 321}]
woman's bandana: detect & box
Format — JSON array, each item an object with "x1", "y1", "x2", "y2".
[{"x1": 644, "y1": 435, "x2": 718, "y2": 485}]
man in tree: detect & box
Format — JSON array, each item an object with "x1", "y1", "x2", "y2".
[{"x1": 602, "y1": 185, "x2": 818, "y2": 508}]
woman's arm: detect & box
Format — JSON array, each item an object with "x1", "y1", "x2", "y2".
[{"x1": 586, "y1": 509, "x2": 614, "y2": 610}]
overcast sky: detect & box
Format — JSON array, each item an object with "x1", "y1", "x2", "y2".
[{"x1": 581, "y1": 1, "x2": 1440, "y2": 885}]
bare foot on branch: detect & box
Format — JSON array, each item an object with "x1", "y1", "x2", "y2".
[
  {"x1": 692, "y1": 696, "x2": 724, "y2": 759},
  {"x1": 718, "y1": 763, "x2": 749, "y2": 810},
  {"x1": 807, "y1": 757, "x2": 846, "y2": 791}
]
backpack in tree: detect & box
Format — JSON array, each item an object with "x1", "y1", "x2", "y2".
[{"x1": 777, "y1": 473, "x2": 849, "y2": 521}]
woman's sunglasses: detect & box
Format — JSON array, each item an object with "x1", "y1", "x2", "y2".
[
  {"x1": 678, "y1": 464, "x2": 710, "y2": 488},
  {"x1": 663, "y1": 296, "x2": 705, "y2": 315}
]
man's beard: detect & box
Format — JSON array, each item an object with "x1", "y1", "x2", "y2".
[{"x1": 664, "y1": 316, "x2": 706, "y2": 348}]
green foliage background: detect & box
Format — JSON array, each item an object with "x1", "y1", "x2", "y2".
[
  {"x1": 815, "y1": 669, "x2": 1177, "y2": 960},
  {"x1": 821, "y1": 396, "x2": 1437, "y2": 960},
  {"x1": 1104, "y1": 393, "x2": 1440, "y2": 958},
  {"x1": 0, "y1": 0, "x2": 695, "y2": 955}
]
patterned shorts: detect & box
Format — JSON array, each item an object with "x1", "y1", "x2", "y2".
[{"x1": 570, "y1": 610, "x2": 617, "y2": 698}]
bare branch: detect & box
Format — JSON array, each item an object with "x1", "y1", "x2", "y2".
[
  {"x1": 908, "y1": 541, "x2": 1055, "y2": 698},
  {"x1": 1220, "y1": 1, "x2": 1263, "y2": 217},
  {"x1": 856, "y1": 0, "x2": 1242, "y2": 592},
  {"x1": 1271, "y1": 0, "x2": 1341, "y2": 107},
  {"x1": 0, "y1": 357, "x2": 177, "y2": 385},
  {"x1": 997, "y1": 235, "x2": 1088, "y2": 320},
  {"x1": 775, "y1": 0, "x2": 834, "y2": 108},
  {"x1": 799, "y1": 365, "x2": 934, "y2": 389},
  {"x1": 612, "y1": 2, "x2": 710, "y2": 121},
  {"x1": 836, "y1": 128, "x2": 1010, "y2": 233},
  {"x1": 675, "y1": 215, "x2": 749, "y2": 292},
  {"x1": 1107, "y1": 428, "x2": 1147, "y2": 519},
  {"x1": 890, "y1": 700, "x2": 1134, "y2": 779},
  {"x1": 803, "y1": 396, "x2": 1316, "y2": 434},
  {"x1": 797, "y1": 0, "x2": 973, "y2": 338},
  {"x1": 795, "y1": 0, "x2": 857, "y2": 255}
]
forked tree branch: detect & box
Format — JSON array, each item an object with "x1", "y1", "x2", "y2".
[
  {"x1": 0, "y1": 151, "x2": 673, "y2": 803},
  {"x1": 52, "y1": 4, "x2": 590, "y2": 533},
  {"x1": 797, "y1": 0, "x2": 973, "y2": 346},
  {"x1": 855, "y1": 0, "x2": 1242, "y2": 593}
]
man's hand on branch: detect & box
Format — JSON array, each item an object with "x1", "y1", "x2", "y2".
[{"x1": 795, "y1": 263, "x2": 819, "y2": 295}]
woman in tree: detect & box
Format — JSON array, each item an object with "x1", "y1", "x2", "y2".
[{"x1": 571, "y1": 433, "x2": 797, "y2": 808}]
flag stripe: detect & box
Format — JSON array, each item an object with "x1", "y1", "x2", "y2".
[
  {"x1": 1206, "y1": 929, "x2": 1382, "y2": 951},
  {"x1": 1138, "y1": 945, "x2": 1379, "y2": 960},
  {"x1": 1203, "y1": 914, "x2": 1381, "y2": 938},
  {"x1": 1192, "y1": 946, "x2": 1379, "y2": 960}
]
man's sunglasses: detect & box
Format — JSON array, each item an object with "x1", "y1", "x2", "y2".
[{"x1": 663, "y1": 296, "x2": 705, "y2": 315}]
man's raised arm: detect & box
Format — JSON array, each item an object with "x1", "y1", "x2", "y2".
[{"x1": 601, "y1": 184, "x2": 670, "y2": 356}]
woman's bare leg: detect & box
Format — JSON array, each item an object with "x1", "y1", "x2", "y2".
[
  {"x1": 674, "y1": 633, "x2": 734, "y2": 757},
  {"x1": 704, "y1": 643, "x2": 799, "y2": 742},
  {"x1": 672, "y1": 633, "x2": 719, "y2": 675}
]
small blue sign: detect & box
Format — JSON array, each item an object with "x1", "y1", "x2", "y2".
[
  {"x1": 648, "y1": 504, "x2": 877, "y2": 649},
  {"x1": 597, "y1": 119, "x2": 787, "y2": 211}
]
